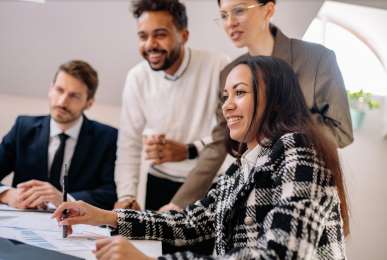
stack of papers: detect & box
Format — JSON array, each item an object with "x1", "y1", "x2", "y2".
[
  {"x1": 0, "y1": 204, "x2": 162, "y2": 258},
  {"x1": 0, "y1": 205, "x2": 110, "y2": 252}
]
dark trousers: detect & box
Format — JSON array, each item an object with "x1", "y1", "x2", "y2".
[{"x1": 145, "y1": 174, "x2": 215, "y2": 255}]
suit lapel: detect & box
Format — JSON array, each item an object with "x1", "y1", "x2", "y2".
[
  {"x1": 33, "y1": 116, "x2": 50, "y2": 181},
  {"x1": 68, "y1": 116, "x2": 93, "y2": 178},
  {"x1": 272, "y1": 26, "x2": 293, "y2": 66}
]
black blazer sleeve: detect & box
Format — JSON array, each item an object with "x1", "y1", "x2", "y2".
[{"x1": 0, "y1": 117, "x2": 19, "y2": 182}]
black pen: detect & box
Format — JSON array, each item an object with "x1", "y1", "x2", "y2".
[{"x1": 62, "y1": 163, "x2": 69, "y2": 238}]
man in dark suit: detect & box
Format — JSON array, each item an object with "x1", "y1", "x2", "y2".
[{"x1": 0, "y1": 60, "x2": 117, "y2": 210}]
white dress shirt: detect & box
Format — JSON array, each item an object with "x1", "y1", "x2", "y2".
[
  {"x1": 240, "y1": 144, "x2": 262, "y2": 182},
  {"x1": 48, "y1": 116, "x2": 83, "y2": 184}
]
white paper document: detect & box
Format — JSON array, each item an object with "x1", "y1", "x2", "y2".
[
  {"x1": 0, "y1": 203, "x2": 53, "y2": 212},
  {"x1": 0, "y1": 210, "x2": 109, "y2": 251},
  {"x1": 0, "y1": 205, "x2": 161, "y2": 258}
]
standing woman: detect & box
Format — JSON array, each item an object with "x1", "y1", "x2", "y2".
[
  {"x1": 54, "y1": 56, "x2": 349, "y2": 260},
  {"x1": 215, "y1": 0, "x2": 353, "y2": 147}
]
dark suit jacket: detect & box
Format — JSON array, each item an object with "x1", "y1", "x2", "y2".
[
  {"x1": 0, "y1": 115, "x2": 118, "y2": 209},
  {"x1": 171, "y1": 25, "x2": 353, "y2": 208}
]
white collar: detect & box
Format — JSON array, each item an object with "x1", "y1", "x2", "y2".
[
  {"x1": 50, "y1": 116, "x2": 83, "y2": 140},
  {"x1": 164, "y1": 46, "x2": 191, "y2": 81},
  {"x1": 241, "y1": 143, "x2": 262, "y2": 170}
]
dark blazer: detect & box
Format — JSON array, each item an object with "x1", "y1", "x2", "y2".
[
  {"x1": 114, "y1": 133, "x2": 346, "y2": 259},
  {"x1": 171, "y1": 25, "x2": 353, "y2": 208},
  {"x1": 0, "y1": 115, "x2": 117, "y2": 209}
]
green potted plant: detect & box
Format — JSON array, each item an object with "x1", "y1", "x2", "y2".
[{"x1": 347, "y1": 89, "x2": 380, "y2": 129}]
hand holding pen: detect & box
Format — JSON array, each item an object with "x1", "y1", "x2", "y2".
[
  {"x1": 52, "y1": 201, "x2": 119, "y2": 233},
  {"x1": 54, "y1": 164, "x2": 118, "y2": 236}
]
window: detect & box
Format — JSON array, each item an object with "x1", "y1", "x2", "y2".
[{"x1": 303, "y1": 14, "x2": 387, "y2": 96}]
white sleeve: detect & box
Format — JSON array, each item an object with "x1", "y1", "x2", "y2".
[
  {"x1": 193, "y1": 52, "x2": 230, "y2": 153},
  {"x1": 114, "y1": 71, "x2": 146, "y2": 199},
  {"x1": 0, "y1": 185, "x2": 11, "y2": 195}
]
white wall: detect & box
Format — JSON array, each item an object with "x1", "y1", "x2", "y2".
[
  {"x1": 0, "y1": 0, "x2": 322, "y2": 106},
  {"x1": 320, "y1": 1, "x2": 387, "y2": 72},
  {"x1": 339, "y1": 101, "x2": 387, "y2": 260}
]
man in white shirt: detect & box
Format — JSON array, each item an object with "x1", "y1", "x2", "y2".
[
  {"x1": 113, "y1": 0, "x2": 228, "y2": 254},
  {"x1": 0, "y1": 60, "x2": 117, "y2": 210}
]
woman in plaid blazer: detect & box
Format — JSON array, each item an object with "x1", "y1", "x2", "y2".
[{"x1": 54, "y1": 56, "x2": 349, "y2": 260}]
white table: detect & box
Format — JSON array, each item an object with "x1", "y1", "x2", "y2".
[
  {"x1": 0, "y1": 205, "x2": 161, "y2": 259},
  {"x1": 64, "y1": 240, "x2": 161, "y2": 260}
]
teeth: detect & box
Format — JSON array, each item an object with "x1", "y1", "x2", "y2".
[
  {"x1": 231, "y1": 32, "x2": 241, "y2": 39},
  {"x1": 149, "y1": 54, "x2": 161, "y2": 58},
  {"x1": 227, "y1": 116, "x2": 242, "y2": 124}
]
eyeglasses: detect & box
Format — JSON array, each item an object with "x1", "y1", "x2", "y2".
[{"x1": 214, "y1": 4, "x2": 263, "y2": 26}]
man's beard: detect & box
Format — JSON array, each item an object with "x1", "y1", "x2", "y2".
[
  {"x1": 143, "y1": 46, "x2": 181, "y2": 71},
  {"x1": 51, "y1": 106, "x2": 79, "y2": 124}
]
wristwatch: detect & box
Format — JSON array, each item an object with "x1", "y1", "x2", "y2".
[{"x1": 187, "y1": 143, "x2": 198, "y2": 159}]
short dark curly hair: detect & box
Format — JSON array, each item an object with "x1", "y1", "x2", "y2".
[
  {"x1": 132, "y1": 0, "x2": 188, "y2": 30},
  {"x1": 217, "y1": 0, "x2": 276, "y2": 6}
]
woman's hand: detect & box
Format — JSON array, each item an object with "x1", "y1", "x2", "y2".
[
  {"x1": 94, "y1": 236, "x2": 154, "y2": 260},
  {"x1": 52, "y1": 201, "x2": 117, "y2": 234}
]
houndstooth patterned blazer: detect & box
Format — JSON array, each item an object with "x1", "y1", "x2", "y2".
[{"x1": 114, "y1": 132, "x2": 346, "y2": 259}]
